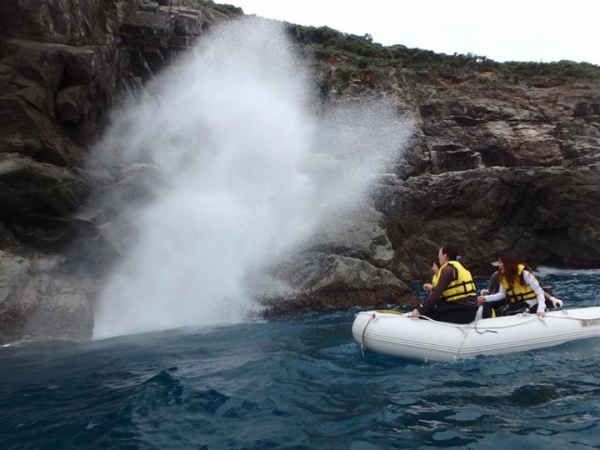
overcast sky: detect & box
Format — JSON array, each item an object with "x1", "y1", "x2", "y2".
[{"x1": 227, "y1": 0, "x2": 600, "y2": 65}]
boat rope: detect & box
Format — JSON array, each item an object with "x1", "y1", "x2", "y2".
[
  {"x1": 456, "y1": 325, "x2": 470, "y2": 358},
  {"x1": 418, "y1": 315, "x2": 472, "y2": 329},
  {"x1": 541, "y1": 313, "x2": 600, "y2": 322},
  {"x1": 477, "y1": 312, "x2": 600, "y2": 328},
  {"x1": 361, "y1": 312, "x2": 377, "y2": 357},
  {"x1": 414, "y1": 315, "x2": 474, "y2": 358},
  {"x1": 470, "y1": 311, "x2": 600, "y2": 331},
  {"x1": 417, "y1": 315, "x2": 445, "y2": 324},
  {"x1": 474, "y1": 318, "x2": 499, "y2": 335}
]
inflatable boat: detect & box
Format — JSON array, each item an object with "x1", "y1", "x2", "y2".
[{"x1": 352, "y1": 307, "x2": 600, "y2": 362}]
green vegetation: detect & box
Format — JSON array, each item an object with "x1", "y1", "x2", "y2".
[
  {"x1": 501, "y1": 60, "x2": 600, "y2": 80},
  {"x1": 196, "y1": 0, "x2": 243, "y2": 17},
  {"x1": 286, "y1": 24, "x2": 600, "y2": 83}
]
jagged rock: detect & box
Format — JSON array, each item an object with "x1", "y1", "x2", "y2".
[
  {"x1": 0, "y1": 0, "x2": 133, "y2": 46},
  {"x1": 66, "y1": 163, "x2": 162, "y2": 274},
  {"x1": 308, "y1": 201, "x2": 395, "y2": 270},
  {"x1": 0, "y1": 153, "x2": 91, "y2": 220},
  {"x1": 376, "y1": 165, "x2": 600, "y2": 280},
  {"x1": 420, "y1": 93, "x2": 572, "y2": 172},
  {"x1": 20, "y1": 273, "x2": 94, "y2": 341},
  {"x1": 55, "y1": 85, "x2": 93, "y2": 124},
  {"x1": 0, "y1": 39, "x2": 118, "y2": 164},
  {"x1": 0, "y1": 1, "x2": 236, "y2": 343},
  {"x1": 0, "y1": 2, "x2": 233, "y2": 167},
  {"x1": 0, "y1": 153, "x2": 95, "y2": 254},
  {"x1": 0, "y1": 223, "x2": 20, "y2": 253},
  {"x1": 0, "y1": 250, "x2": 93, "y2": 342},
  {"x1": 261, "y1": 251, "x2": 418, "y2": 316}
]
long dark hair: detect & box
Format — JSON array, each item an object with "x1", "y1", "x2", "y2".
[
  {"x1": 440, "y1": 243, "x2": 459, "y2": 261},
  {"x1": 499, "y1": 253, "x2": 532, "y2": 288}
]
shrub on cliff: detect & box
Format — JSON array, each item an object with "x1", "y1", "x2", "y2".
[{"x1": 286, "y1": 23, "x2": 600, "y2": 83}]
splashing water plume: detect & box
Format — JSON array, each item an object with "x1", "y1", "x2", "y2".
[{"x1": 92, "y1": 18, "x2": 412, "y2": 338}]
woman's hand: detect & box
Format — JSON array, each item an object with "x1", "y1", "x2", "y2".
[
  {"x1": 410, "y1": 309, "x2": 421, "y2": 319},
  {"x1": 422, "y1": 283, "x2": 432, "y2": 292},
  {"x1": 536, "y1": 310, "x2": 546, "y2": 318},
  {"x1": 549, "y1": 297, "x2": 563, "y2": 309},
  {"x1": 477, "y1": 295, "x2": 487, "y2": 304}
]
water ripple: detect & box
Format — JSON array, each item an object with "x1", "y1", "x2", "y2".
[{"x1": 0, "y1": 272, "x2": 599, "y2": 449}]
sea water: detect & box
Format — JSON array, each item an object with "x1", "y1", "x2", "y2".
[{"x1": 1, "y1": 270, "x2": 598, "y2": 449}]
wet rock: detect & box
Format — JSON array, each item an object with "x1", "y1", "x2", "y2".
[
  {"x1": 308, "y1": 202, "x2": 396, "y2": 270},
  {"x1": 0, "y1": 153, "x2": 91, "y2": 220},
  {"x1": 55, "y1": 85, "x2": 93, "y2": 124},
  {"x1": 0, "y1": 250, "x2": 93, "y2": 342},
  {"x1": 261, "y1": 251, "x2": 418, "y2": 316}
]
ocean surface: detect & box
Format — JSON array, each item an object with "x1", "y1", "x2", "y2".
[{"x1": 1, "y1": 270, "x2": 599, "y2": 450}]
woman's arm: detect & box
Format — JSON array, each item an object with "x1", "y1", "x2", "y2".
[
  {"x1": 544, "y1": 291, "x2": 563, "y2": 308},
  {"x1": 523, "y1": 270, "x2": 546, "y2": 316},
  {"x1": 478, "y1": 284, "x2": 506, "y2": 303},
  {"x1": 411, "y1": 266, "x2": 455, "y2": 317}
]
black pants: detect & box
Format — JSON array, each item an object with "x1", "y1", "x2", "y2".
[
  {"x1": 482, "y1": 299, "x2": 558, "y2": 318},
  {"x1": 424, "y1": 300, "x2": 479, "y2": 324},
  {"x1": 482, "y1": 299, "x2": 510, "y2": 318}
]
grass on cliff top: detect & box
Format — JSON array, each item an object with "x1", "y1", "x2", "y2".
[
  {"x1": 287, "y1": 24, "x2": 600, "y2": 82},
  {"x1": 196, "y1": 0, "x2": 243, "y2": 17}
]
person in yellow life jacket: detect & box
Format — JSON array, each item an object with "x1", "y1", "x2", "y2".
[
  {"x1": 479, "y1": 261, "x2": 563, "y2": 316},
  {"x1": 411, "y1": 244, "x2": 479, "y2": 324},
  {"x1": 422, "y1": 257, "x2": 440, "y2": 292},
  {"x1": 477, "y1": 253, "x2": 546, "y2": 318}
]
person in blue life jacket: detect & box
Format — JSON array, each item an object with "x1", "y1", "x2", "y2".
[
  {"x1": 422, "y1": 257, "x2": 440, "y2": 293},
  {"x1": 477, "y1": 253, "x2": 556, "y2": 318},
  {"x1": 410, "y1": 244, "x2": 479, "y2": 324}
]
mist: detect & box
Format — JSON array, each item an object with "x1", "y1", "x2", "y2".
[{"x1": 91, "y1": 17, "x2": 412, "y2": 338}]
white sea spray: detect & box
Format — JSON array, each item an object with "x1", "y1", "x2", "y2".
[{"x1": 91, "y1": 17, "x2": 412, "y2": 338}]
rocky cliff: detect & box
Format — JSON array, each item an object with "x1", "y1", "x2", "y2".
[
  {"x1": 296, "y1": 26, "x2": 600, "y2": 280},
  {"x1": 1, "y1": 0, "x2": 599, "y2": 341},
  {"x1": 0, "y1": 0, "x2": 239, "y2": 341}
]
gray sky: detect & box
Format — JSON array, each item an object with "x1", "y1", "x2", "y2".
[{"x1": 228, "y1": 0, "x2": 600, "y2": 65}]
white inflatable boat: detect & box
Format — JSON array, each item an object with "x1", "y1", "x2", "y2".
[{"x1": 352, "y1": 307, "x2": 600, "y2": 362}]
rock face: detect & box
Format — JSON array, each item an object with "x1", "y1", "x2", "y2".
[
  {"x1": 376, "y1": 165, "x2": 600, "y2": 280},
  {"x1": 0, "y1": 153, "x2": 90, "y2": 220},
  {"x1": 389, "y1": 75, "x2": 600, "y2": 279},
  {"x1": 414, "y1": 83, "x2": 600, "y2": 172},
  {"x1": 0, "y1": 0, "x2": 238, "y2": 342},
  {"x1": 0, "y1": 0, "x2": 234, "y2": 166},
  {"x1": 0, "y1": 250, "x2": 93, "y2": 342},
  {"x1": 0, "y1": 1, "x2": 599, "y2": 339},
  {"x1": 262, "y1": 251, "x2": 417, "y2": 316}
]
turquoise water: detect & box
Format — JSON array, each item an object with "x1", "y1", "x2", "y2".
[{"x1": 0, "y1": 271, "x2": 599, "y2": 449}]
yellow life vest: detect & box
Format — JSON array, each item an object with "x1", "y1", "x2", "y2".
[
  {"x1": 431, "y1": 270, "x2": 440, "y2": 288},
  {"x1": 501, "y1": 263, "x2": 538, "y2": 304},
  {"x1": 438, "y1": 261, "x2": 476, "y2": 302}
]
